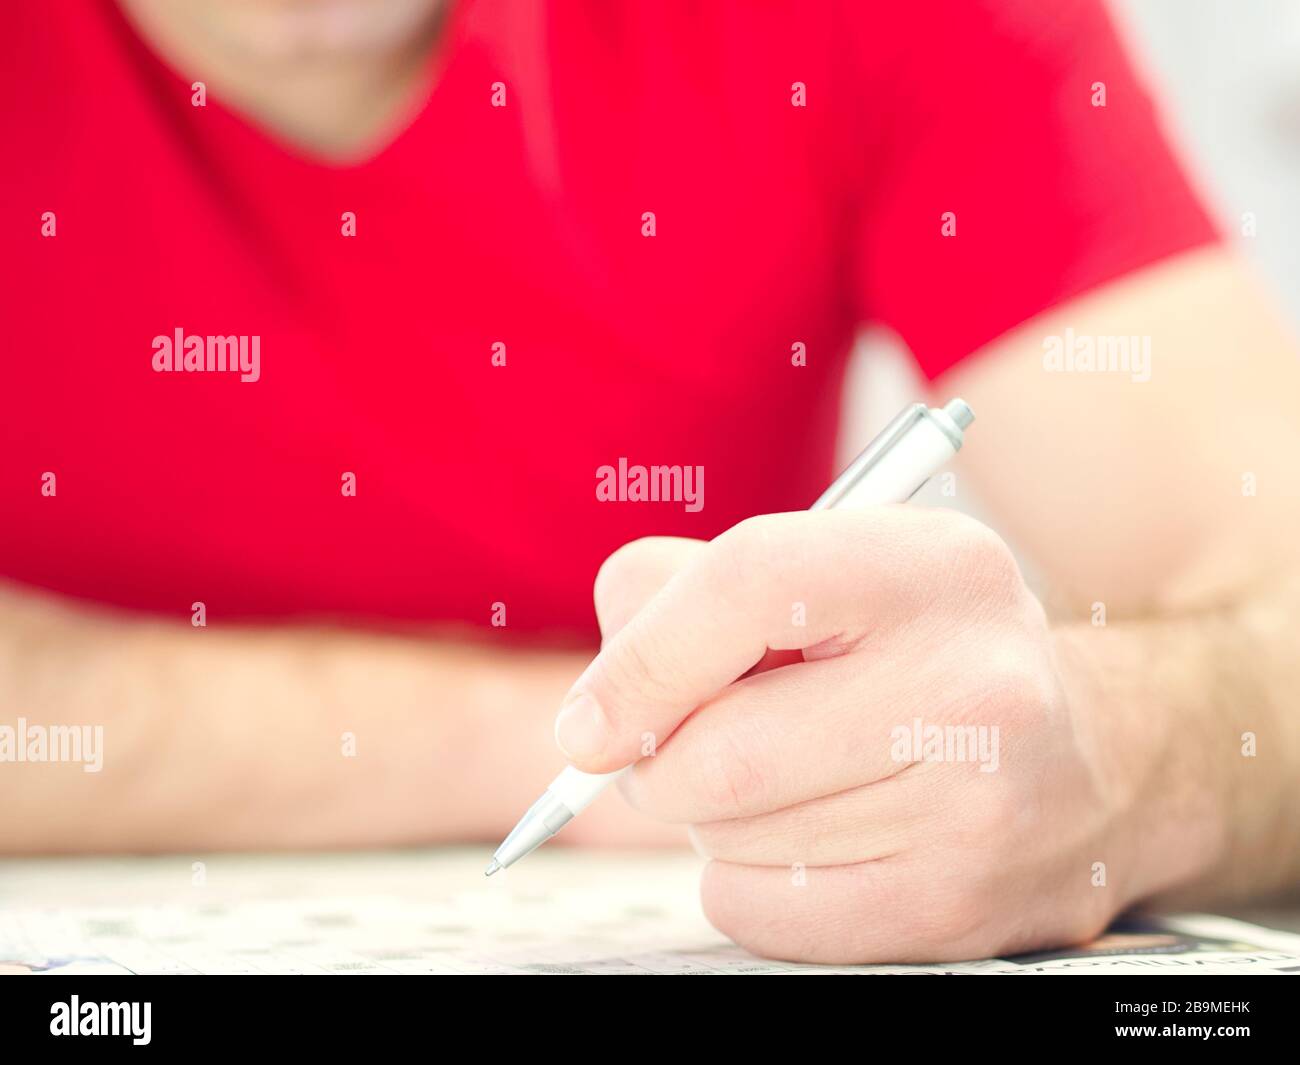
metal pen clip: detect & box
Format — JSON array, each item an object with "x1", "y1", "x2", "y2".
[
  {"x1": 810, "y1": 404, "x2": 928, "y2": 511},
  {"x1": 809, "y1": 399, "x2": 973, "y2": 512}
]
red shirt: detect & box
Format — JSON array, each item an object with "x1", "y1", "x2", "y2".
[{"x1": 0, "y1": 0, "x2": 1217, "y2": 639}]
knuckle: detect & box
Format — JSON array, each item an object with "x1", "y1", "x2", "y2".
[
  {"x1": 968, "y1": 524, "x2": 1018, "y2": 581},
  {"x1": 694, "y1": 729, "x2": 769, "y2": 818},
  {"x1": 939, "y1": 512, "x2": 1022, "y2": 598},
  {"x1": 1020, "y1": 588, "x2": 1050, "y2": 632},
  {"x1": 710, "y1": 514, "x2": 784, "y2": 583},
  {"x1": 705, "y1": 514, "x2": 803, "y2": 622},
  {"x1": 987, "y1": 651, "x2": 1057, "y2": 730},
  {"x1": 717, "y1": 513, "x2": 771, "y2": 553},
  {"x1": 969, "y1": 781, "x2": 1029, "y2": 842},
  {"x1": 592, "y1": 539, "x2": 651, "y2": 622}
]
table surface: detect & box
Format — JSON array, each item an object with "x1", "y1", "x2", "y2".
[{"x1": 3, "y1": 848, "x2": 1299, "y2": 974}]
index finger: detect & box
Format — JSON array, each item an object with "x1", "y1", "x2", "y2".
[{"x1": 554, "y1": 507, "x2": 964, "y2": 773}]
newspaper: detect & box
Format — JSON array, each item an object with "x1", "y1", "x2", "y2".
[{"x1": 2, "y1": 849, "x2": 1297, "y2": 975}]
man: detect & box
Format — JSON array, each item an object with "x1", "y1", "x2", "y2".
[{"x1": 1, "y1": 0, "x2": 1297, "y2": 962}]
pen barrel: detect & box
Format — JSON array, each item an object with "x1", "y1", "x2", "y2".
[
  {"x1": 549, "y1": 765, "x2": 629, "y2": 814},
  {"x1": 814, "y1": 405, "x2": 963, "y2": 510}
]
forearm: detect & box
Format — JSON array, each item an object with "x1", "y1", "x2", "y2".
[
  {"x1": 1052, "y1": 569, "x2": 1300, "y2": 909},
  {"x1": 0, "y1": 580, "x2": 622, "y2": 853}
]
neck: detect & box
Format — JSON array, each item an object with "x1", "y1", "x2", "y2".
[{"x1": 117, "y1": 0, "x2": 448, "y2": 161}]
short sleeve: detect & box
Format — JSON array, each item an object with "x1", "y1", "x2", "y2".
[{"x1": 847, "y1": 0, "x2": 1221, "y2": 379}]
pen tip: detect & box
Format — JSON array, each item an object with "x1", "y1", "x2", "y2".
[{"x1": 484, "y1": 859, "x2": 501, "y2": 877}]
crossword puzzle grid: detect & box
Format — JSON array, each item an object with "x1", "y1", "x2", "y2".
[
  {"x1": 1, "y1": 849, "x2": 811, "y2": 975},
  {"x1": 5, "y1": 850, "x2": 1300, "y2": 975}
]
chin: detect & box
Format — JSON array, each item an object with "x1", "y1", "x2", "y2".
[{"x1": 225, "y1": 0, "x2": 446, "y2": 61}]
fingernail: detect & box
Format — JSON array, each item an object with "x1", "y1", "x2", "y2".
[{"x1": 554, "y1": 692, "x2": 610, "y2": 761}]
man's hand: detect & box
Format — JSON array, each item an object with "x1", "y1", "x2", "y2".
[{"x1": 555, "y1": 510, "x2": 1225, "y2": 963}]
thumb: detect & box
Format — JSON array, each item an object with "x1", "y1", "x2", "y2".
[{"x1": 555, "y1": 536, "x2": 707, "y2": 771}]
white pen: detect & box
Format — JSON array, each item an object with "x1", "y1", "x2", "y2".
[{"x1": 485, "y1": 397, "x2": 975, "y2": 876}]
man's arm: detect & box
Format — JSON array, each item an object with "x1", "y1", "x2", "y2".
[
  {"x1": 946, "y1": 244, "x2": 1300, "y2": 903},
  {"x1": 0, "y1": 579, "x2": 678, "y2": 853},
  {"x1": 548, "y1": 244, "x2": 1300, "y2": 962}
]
